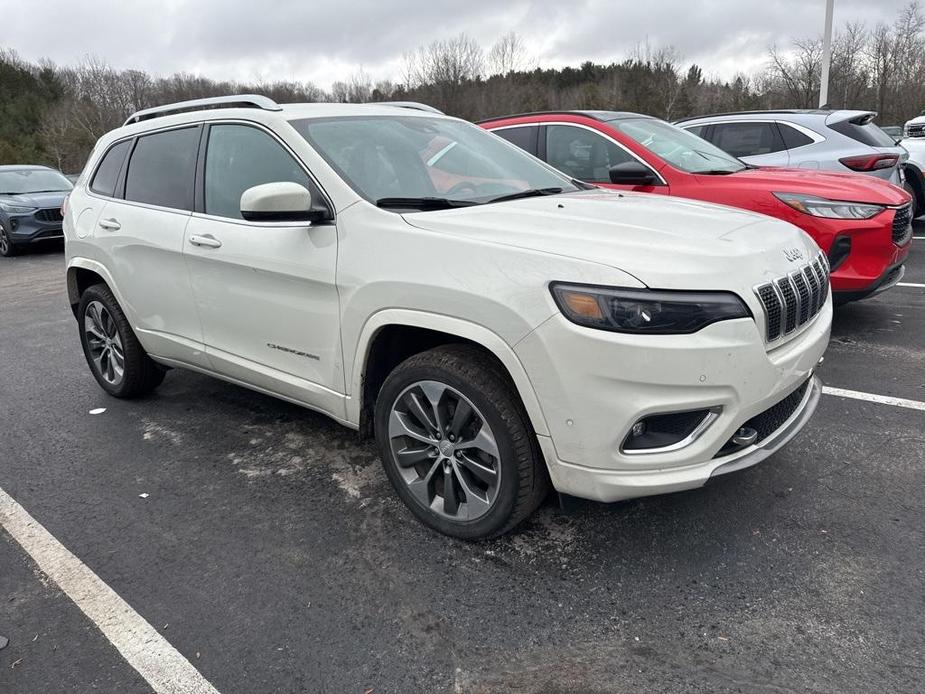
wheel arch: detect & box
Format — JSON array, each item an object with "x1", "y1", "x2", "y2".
[
  {"x1": 66, "y1": 258, "x2": 120, "y2": 318},
  {"x1": 349, "y1": 310, "x2": 549, "y2": 440},
  {"x1": 902, "y1": 162, "x2": 925, "y2": 216}
]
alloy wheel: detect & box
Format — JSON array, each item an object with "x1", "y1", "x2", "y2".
[
  {"x1": 388, "y1": 380, "x2": 501, "y2": 521},
  {"x1": 84, "y1": 300, "x2": 125, "y2": 385}
]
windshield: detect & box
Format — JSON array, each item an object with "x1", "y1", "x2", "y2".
[
  {"x1": 0, "y1": 169, "x2": 73, "y2": 195},
  {"x1": 291, "y1": 116, "x2": 579, "y2": 207},
  {"x1": 612, "y1": 118, "x2": 747, "y2": 174}
]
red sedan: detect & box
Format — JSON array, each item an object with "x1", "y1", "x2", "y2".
[{"x1": 480, "y1": 111, "x2": 912, "y2": 302}]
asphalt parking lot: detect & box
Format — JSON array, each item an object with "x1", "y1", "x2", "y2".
[{"x1": 1, "y1": 233, "x2": 924, "y2": 694}]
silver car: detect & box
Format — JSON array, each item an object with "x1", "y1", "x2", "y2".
[{"x1": 675, "y1": 110, "x2": 907, "y2": 187}]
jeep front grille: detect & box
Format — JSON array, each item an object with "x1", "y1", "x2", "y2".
[
  {"x1": 892, "y1": 204, "x2": 913, "y2": 245},
  {"x1": 754, "y1": 253, "x2": 829, "y2": 342},
  {"x1": 906, "y1": 123, "x2": 925, "y2": 138}
]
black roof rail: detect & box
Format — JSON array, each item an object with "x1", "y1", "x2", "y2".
[{"x1": 124, "y1": 94, "x2": 283, "y2": 127}]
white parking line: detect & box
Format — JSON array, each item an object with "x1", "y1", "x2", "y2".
[
  {"x1": 898, "y1": 282, "x2": 925, "y2": 288},
  {"x1": 823, "y1": 386, "x2": 925, "y2": 412},
  {"x1": 914, "y1": 236, "x2": 925, "y2": 240},
  {"x1": 0, "y1": 486, "x2": 220, "y2": 694}
]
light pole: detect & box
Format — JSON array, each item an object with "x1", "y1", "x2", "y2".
[{"x1": 819, "y1": 0, "x2": 835, "y2": 108}]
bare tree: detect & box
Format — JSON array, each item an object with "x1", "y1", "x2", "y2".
[{"x1": 487, "y1": 32, "x2": 534, "y2": 76}]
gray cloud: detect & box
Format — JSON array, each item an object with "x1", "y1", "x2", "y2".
[{"x1": 0, "y1": 0, "x2": 917, "y2": 87}]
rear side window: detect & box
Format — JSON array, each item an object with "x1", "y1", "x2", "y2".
[
  {"x1": 90, "y1": 140, "x2": 131, "y2": 197},
  {"x1": 124, "y1": 127, "x2": 200, "y2": 210},
  {"x1": 204, "y1": 124, "x2": 316, "y2": 220},
  {"x1": 492, "y1": 126, "x2": 539, "y2": 156},
  {"x1": 709, "y1": 122, "x2": 786, "y2": 157},
  {"x1": 685, "y1": 125, "x2": 707, "y2": 138},
  {"x1": 829, "y1": 119, "x2": 897, "y2": 147},
  {"x1": 778, "y1": 124, "x2": 814, "y2": 149}
]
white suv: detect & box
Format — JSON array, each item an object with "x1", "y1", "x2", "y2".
[{"x1": 64, "y1": 95, "x2": 831, "y2": 539}]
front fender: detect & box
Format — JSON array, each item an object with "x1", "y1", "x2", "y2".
[{"x1": 347, "y1": 309, "x2": 549, "y2": 436}]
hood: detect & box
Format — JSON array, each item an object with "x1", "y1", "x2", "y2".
[
  {"x1": 711, "y1": 167, "x2": 910, "y2": 206},
  {"x1": 0, "y1": 191, "x2": 69, "y2": 209},
  {"x1": 402, "y1": 190, "x2": 821, "y2": 294}
]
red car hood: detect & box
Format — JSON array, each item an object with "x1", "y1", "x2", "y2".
[{"x1": 704, "y1": 167, "x2": 910, "y2": 206}]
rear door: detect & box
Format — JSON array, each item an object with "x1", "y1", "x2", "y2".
[
  {"x1": 183, "y1": 122, "x2": 343, "y2": 418},
  {"x1": 93, "y1": 125, "x2": 207, "y2": 366},
  {"x1": 701, "y1": 121, "x2": 790, "y2": 167}
]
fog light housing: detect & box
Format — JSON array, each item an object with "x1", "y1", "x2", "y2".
[
  {"x1": 828, "y1": 236, "x2": 851, "y2": 271},
  {"x1": 622, "y1": 408, "x2": 720, "y2": 453}
]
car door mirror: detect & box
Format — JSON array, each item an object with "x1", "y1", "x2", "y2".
[
  {"x1": 608, "y1": 161, "x2": 658, "y2": 186},
  {"x1": 240, "y1": 182, "x2": 323, "y2": 223}
]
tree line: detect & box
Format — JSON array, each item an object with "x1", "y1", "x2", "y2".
[{"x1": 2, "y1": 1, "x2": 925, "y2": 173}]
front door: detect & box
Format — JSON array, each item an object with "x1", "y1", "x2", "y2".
[{"x1": 183, "y1": 122, "x2": 343, "y2": 418}]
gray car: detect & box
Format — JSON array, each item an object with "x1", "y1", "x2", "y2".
[
  {"x1": 675, "y1": 110, "x2": 908, "y2": 182},
  {"x1": 0, "y1": 165, "x2": 72, "y2": 257}
]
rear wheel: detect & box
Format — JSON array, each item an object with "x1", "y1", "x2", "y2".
[
  {"x1": 903, "y1": 181, "x2": 920, "y2": 218},
  {"x1": 0, "y1": 225, "x2": 18, "y2": 257},
  {"x1": 78, "y1": 284, "x2": 165, "y2": 398},
  {"x1": 374, "y1": 344, "x2": 548, "y2": 540}
]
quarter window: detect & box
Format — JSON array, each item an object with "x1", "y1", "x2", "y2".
[
  {"x1": 90, "y1": 140, "x2": 131, "y2": 197},
  {"x1": 124, "y1": 127, "x2": 200, "y2": 210},
  {"x1": 778, "y1": 124, "x2": 814, "y2": 149},
  {"x1": 708, "y1": 122, "x2": 786, "y2": 158},
  {"x1": 545, "y1": 125, "x2": 636, "y2": 183},
  {"x1": 204, "y1": 124, "x2": 315, "y2": 220}
]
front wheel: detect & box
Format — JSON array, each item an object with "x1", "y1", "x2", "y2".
[
  {"x1": 78, "y1": 284, "x2": 165, "y2": 398},
  {"x1": 374, "y1": 345, "x2": 549, "y2": 540},
  {"x1": 0, "y1": 225, "x2": 18, "y2": 257}
]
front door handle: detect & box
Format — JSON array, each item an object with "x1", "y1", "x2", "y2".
[
  {"x1": 189, "y1": 234, "x2": 222, "y2": 249},
  {"x1": 98, "y1": 218, "x2": 121, "y2": 231}
]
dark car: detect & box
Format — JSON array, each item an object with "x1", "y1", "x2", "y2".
[{"x1": 0, "y1": 165, "x2": 73, "y2": 257}]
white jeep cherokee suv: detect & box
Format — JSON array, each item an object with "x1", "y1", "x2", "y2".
[{"x1": 64, "y1": 95, "x2": 831, "y2": 539}]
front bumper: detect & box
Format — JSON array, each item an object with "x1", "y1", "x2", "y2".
[
  {"x1": 516, "y1": 305, "x2": 830, "y2": 503},
  {"x1": 833, "y1": 261, "x2": 905, "y2": 303},
  {"x1": 4, "y1": 210, "x2": 64, "y2": 245}
]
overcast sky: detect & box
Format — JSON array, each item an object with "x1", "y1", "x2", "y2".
[{"x1": 1, "y1": 0, "x2": 917, "y2": 89}]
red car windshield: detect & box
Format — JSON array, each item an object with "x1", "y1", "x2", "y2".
[{"x1": 612, "y1": 118, "x2": 747, "y2": 175}]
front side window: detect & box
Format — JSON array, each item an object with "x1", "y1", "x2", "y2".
[
  {"x1": 291, "y1": 116, "x2": 577, "y2": 206},
  {"x1": 545, "y1": 125, "x2": 636, "y2": 183},
  {"x1": 708, "y1": 122, "x2": 785, "y2": 157},
  {"x1": 90, "y1": 140, "x2": 131, "y2": 197},
  {"x1": 204, "y1": 125, "x2": 315, "y2": 220},
  {"x1": 124, "y1": 127, "x2": 200, "y2": 210},
  {"x1": 0, "y1": 168, "x2": 72, "y2": 195},
  {"x1": 613, "y1": 118, "x2": 747, "y2": 174}
]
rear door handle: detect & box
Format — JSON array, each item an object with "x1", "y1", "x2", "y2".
[
  {"x1": 189, "y1": 234, "x2": 222, "y2": 249},
  {"x1": 98, "y1": 218, "x2": 121, "y2": 231}
]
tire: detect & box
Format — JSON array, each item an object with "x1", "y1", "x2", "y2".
[
  {"x1": 0, "y1": 225, "x2": 18, "y2": 257},
  {"x1": 903, "y1": 181, "x2": 919, "y2": 219},
  {"x1": 77, "y1": 283, "x2": 165, "y2": 398},
  {"x1": 374, "y1": 344, "x2": 549, "y2": 540}
]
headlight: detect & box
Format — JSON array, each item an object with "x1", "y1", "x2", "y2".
[
  {"x1": 0, "y1": 201, "x2": 37, "y2": 214},
  {"x1": 550, "y1": 283, "x2": 751, "y2": 334},
  {"x1": 774, "y1": 192, "x2": 884, "y2": 219}
]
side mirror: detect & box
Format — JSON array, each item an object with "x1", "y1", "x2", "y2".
[
  {"x1": 608, "y1": 161, "x2": 658, "y2": 186},
  {"x1": 240, "y1": 182, "x2": 325, "y2": 223}
]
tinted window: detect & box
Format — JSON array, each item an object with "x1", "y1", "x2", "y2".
[
  {"x1": 778, "y1": 124, "x2": 814, "y2": 149},
  {"x1": 205, "y1": 125, "x2": 315, "y2": 220},
  {"x1": 124, "y1": 127, "x2": 199, "y2": 210},
  {"x1": 709, "y1": 122, "x2": 785, "y2": 157},
  {"x1": 90, "y1": 141, "x2": 131, "y2": 197},
  {"x1": 685, "y1": 125, "x2": 707, "y2": 137},
  {"x1": 830, "y1": 118, "x2": 897, "y2": 147},
  {"x1": 545, "y1": 125, "x2": 636, "y2": 183},
  {"x1": 492, "y1": 126, "x2": 539, "y2": 155}
]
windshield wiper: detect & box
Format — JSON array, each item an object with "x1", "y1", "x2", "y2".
[
  {"x1": 486, "y1": 187, "x2": 564, "y2": 204},
  {"x1": 697, "y1": 169, "x2": 739, "y2": 175},
  {"x1": 376, "y1": 197, "x2": 479, "y2": 211}
]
